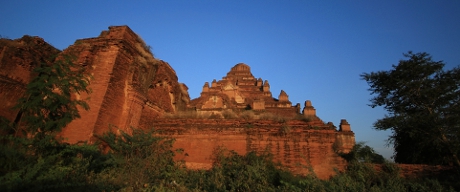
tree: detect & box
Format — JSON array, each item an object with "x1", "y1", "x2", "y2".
[
  {"x1": 361, "y1": 51, "x2": 460, "y2": 166},
  {"x1": 0, "y1": 55, "x2": 97, "y2": 191},
  {"x1": 13, "y1": 54, "x2": 91, "y2": 138},
  {"x1": 340, "y1": 142, "x2": 386, "y2": 164}
]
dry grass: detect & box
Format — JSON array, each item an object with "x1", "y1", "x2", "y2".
[
  {"x1": 163, "y1": 110, "x2": 315, "y2": 124},
  {"x1": 134, "y1": 33, "x2": 156, "y2": 64},
  {"x1": 163, "y1": 111, "x2": 208, "y2": 119},
  {"x1": 208, "y1": 112, "x2": 223, "y2": 119},
  {"x1": 293, "y1": 114, "x2": 313, "y2": 123},
  {"x1": 258, "y1": 112, "x2": 275, "y2": 120},
  {"x1": 222, "y1": 110, "x2": 238, "y2": 119},
  {"x1": 279, "y1": 124, "x2": 291, "y2": 135},
  {"x1": 240, "y1": 110, "x2": 255, "y2": 120}
]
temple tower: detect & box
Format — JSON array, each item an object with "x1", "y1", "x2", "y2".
[
  {"x1": 303, "y1": 100, "x2": 316, "y2": 117},
  {"x1": 279, "y1": 90, "x2": 289, "y2": 102},
  {"x1": 339, "y1": 119, "x2": 351, "y2": 132}
]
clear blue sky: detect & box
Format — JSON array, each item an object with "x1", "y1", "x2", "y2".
[{"x1": 2, "y1": 0, "x2": 460, "y2": 160}]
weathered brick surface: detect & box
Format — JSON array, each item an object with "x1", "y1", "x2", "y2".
[
  {"x1": 190, "y1": 63, "x2": 302, "y2": 118},
  {"x1": 0, "y1": 26, "x2": 189, "y2": 141},
  {"x1": 148, "y1": 119, "x2": 355, "y2": 179},
  {"x1": 0, "y1": 26, "x2": 359, "y2": 179},
  {"x1": 0, "y1": 36, "x2": 60, "y2": 121},
  {"x1": 59, "y1": 26, "x2": 190, "y2": 143}
]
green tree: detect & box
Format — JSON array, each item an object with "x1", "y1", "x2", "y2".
[
  {"x1": 340, "y1": 142, "x2": 386, "y2": 164},
  {"x1": 94, "y1": 127, "x2": 184, "y2": 191},
  {"x1": 0, "y1": 55, "x2": 98, "y2": 191},
  {"x1": 361, "y1": 51, "x2": 460, "y2": 166},
  {"x1": 13, "y1": 54, "x2": 91, "y2": 138}
]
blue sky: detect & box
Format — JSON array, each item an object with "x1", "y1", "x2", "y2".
[{"x1": 2, "y1": 1, "x2": 460, "y2": 160}]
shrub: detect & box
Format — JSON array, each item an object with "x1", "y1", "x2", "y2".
[
  {"x1": 280, "y1": 124, "x2": 291, "y2": 135},
  {"x1": 240, "y1": 110, "x2": 255, "y2": 120},
  {"x1": 93, "y1": 127, "x2": 185, "y2": 191},
  {"x1": 163, "y1": 111, "x2": 207, "y2": 119},
  {"x1": 259, "y1": 112, "x2": 275, "y2": 120},
  {"x1": 222, "y1": 110, "x2": 238, "y2": 119},
  {"x1": 184, "y1": 148, "x2": 296, "y2": 191},
  {"x1": 293, "y1": 114, "x2": 312, "y2": 123},
  {"x1": 0, "y1": 132, "x2": 107, "y2": 191},
  {"x1": 339, "y1": 142, "x2": 386, "y2": 164},
  {"x1": 208, "y1": 112, "x2": 223, "y2": 119}
]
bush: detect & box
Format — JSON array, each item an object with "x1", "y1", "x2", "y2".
[
  {"x1": 259, "y1": 112, "x2": 275, "y2": 120},
  {"x1": 0, "y1": 134, "x2": 107, "y2": 191},
  {"x1": 222, "y1": 110, "x2": 238, "y2": 119},
  {"x1": 163, "y1": 111, "x2": 207, "y2": 119},
  {"x1": 293, "y1": 114, "x2": 312, "y2": 123},
  {"x1": 240, "y1": 110, "x2": 255, "y2": 120},
  {"x1": 93, "y1": 128, "x2": 185, "y2": 191},
  {"x1": 208, "y1": 112, "x2": 223, "y2": 119},
  {"x1": 1, "y1": 124, "x2": 458, "y2": 191},
  {"x1": 339, "y1": 142, "x2": 386, "y2": 164},
  {"x1": 280, "y1": 124, "x2": 291, "y2": 136},
  {"x1": 182, "y1": 148, "x2": 296, "y2": 191}
]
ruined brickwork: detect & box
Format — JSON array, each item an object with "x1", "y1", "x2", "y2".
[
  {"x1": 189, "y1": 63, "x2": 303, "y2": 118},
  {"x1": 59, "y1": 26, "x2": 190, "y2": 142},
  {"x1": 149, "y1": 118, "x2": 355, "y2": 179},
  {"x1": 0, "y1": 36, "x2": 60, "y2": 121},
  {"x1": 0, "y1": 26, "x2": 189, "y2": 142},
  {"x1": 0, "y1": 26, "x2": 357, "y2": 178}
]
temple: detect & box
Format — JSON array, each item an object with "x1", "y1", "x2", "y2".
[
  {"x1": 0, "y1": 26, "x2": 355, "y2": 179},
  {"x1": 189, "y1": 63, "x2": 316, "y2": 118}
]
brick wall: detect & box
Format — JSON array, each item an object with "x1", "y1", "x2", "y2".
[{"x1": 147, "y1": 119, "x2": 355, "y2": 179}]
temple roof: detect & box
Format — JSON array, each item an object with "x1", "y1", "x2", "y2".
[
  {"x1": 225, "y1": 63, "x2": 254, "y2": 81},
  {"x1": 231, "y1": 63, "x2": 250, "y2": 72},
  {"x1": 190, "y1": 63, "x2": 296, "y2": 112}
]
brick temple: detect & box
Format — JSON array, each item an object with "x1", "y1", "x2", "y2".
[{"x1": 0, "y1": 26, "x2": 355, "y2": 179}]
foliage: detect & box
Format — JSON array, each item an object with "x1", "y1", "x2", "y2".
[
  {"x1": 0, "y1": 126, "x2": 107, "y2": 191},
  {"x1": 325, "y1": 161, "x2": 450, "y2": 192},
  {"x1": 0, "y1": 54, "x2": 97, "y2": 191},
  {"x1": 1, "y1": 122, "x2": 458, "y2": 191},
  {"x1": 280, "y1": 124, "x2": 291, "y2": 135},
  {"x1": 222, "y1": 110, "x2": 238, "y2": 119},
  {"x1": 13, "y1": 54, "x2": 91, "y2": 137},
  {"x1": 93, "y1": 128, "x2": 185, "y2": 191},
  {"x1": 361, "y1": 51, "x2": 460, "y2": 166},
  {"x1": 1, "y1": 50, "x2": 459, "y2": 191},
  {"x1": 240, "y1": 110, "x2": 255, "y2": 120},
  {"x1": 293, "y1": 114, "x2": 312, "y2": 123},
  {"x1": 340, "y1": 142, "x2": 386, "y2": 164},
  {"x1": 208, "y1": 112, "x2": 223, "y2": 119},
  {"x1": 163, "y1": 111, "x2": 208, "y2": 119},
  {"x1": 182, "y1": 148, "x2": 294, "y2": 191}
]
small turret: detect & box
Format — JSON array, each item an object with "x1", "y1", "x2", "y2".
[
  {"x1": 202, "y1": 82, "x2": 209, "y2": 93},
  {"x1": 303, "y1": 100, "x2": 316, "y2": 117},
  {"x1": 263, "y1": 80, "x2": 270, "y2": 92},
  {"x1": 339, "y1": 119, "x2": 351, "y2": 132},
  {"x1": 257, "y1": 78, "x2": 263, "y2": 87},
  {"x1": 262, "y1": 80, "x2": 272, "y2": 97},
  {"x1": 211, "y1": 79, "x2": 217, "y2": 87},
  {"x1": 295, "y1": 103, "x2": 301, "y2": 113},
  {"x1": 279, "y1": 90, "x2": 289, "y2": 102}
]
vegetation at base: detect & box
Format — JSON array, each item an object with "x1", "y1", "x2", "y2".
[
  {"x1": 1, "y1": 126, "x2": 458, "y2": 191},
  {"x1": 361, "y1": 51, "x2": 460, "y2": 166},
  {"x1": 339, "y1": 142, "x2": 386, "y2": 164},
  {"x1": 1, "y1": 52, "x2": 459, "y2": 191}
]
